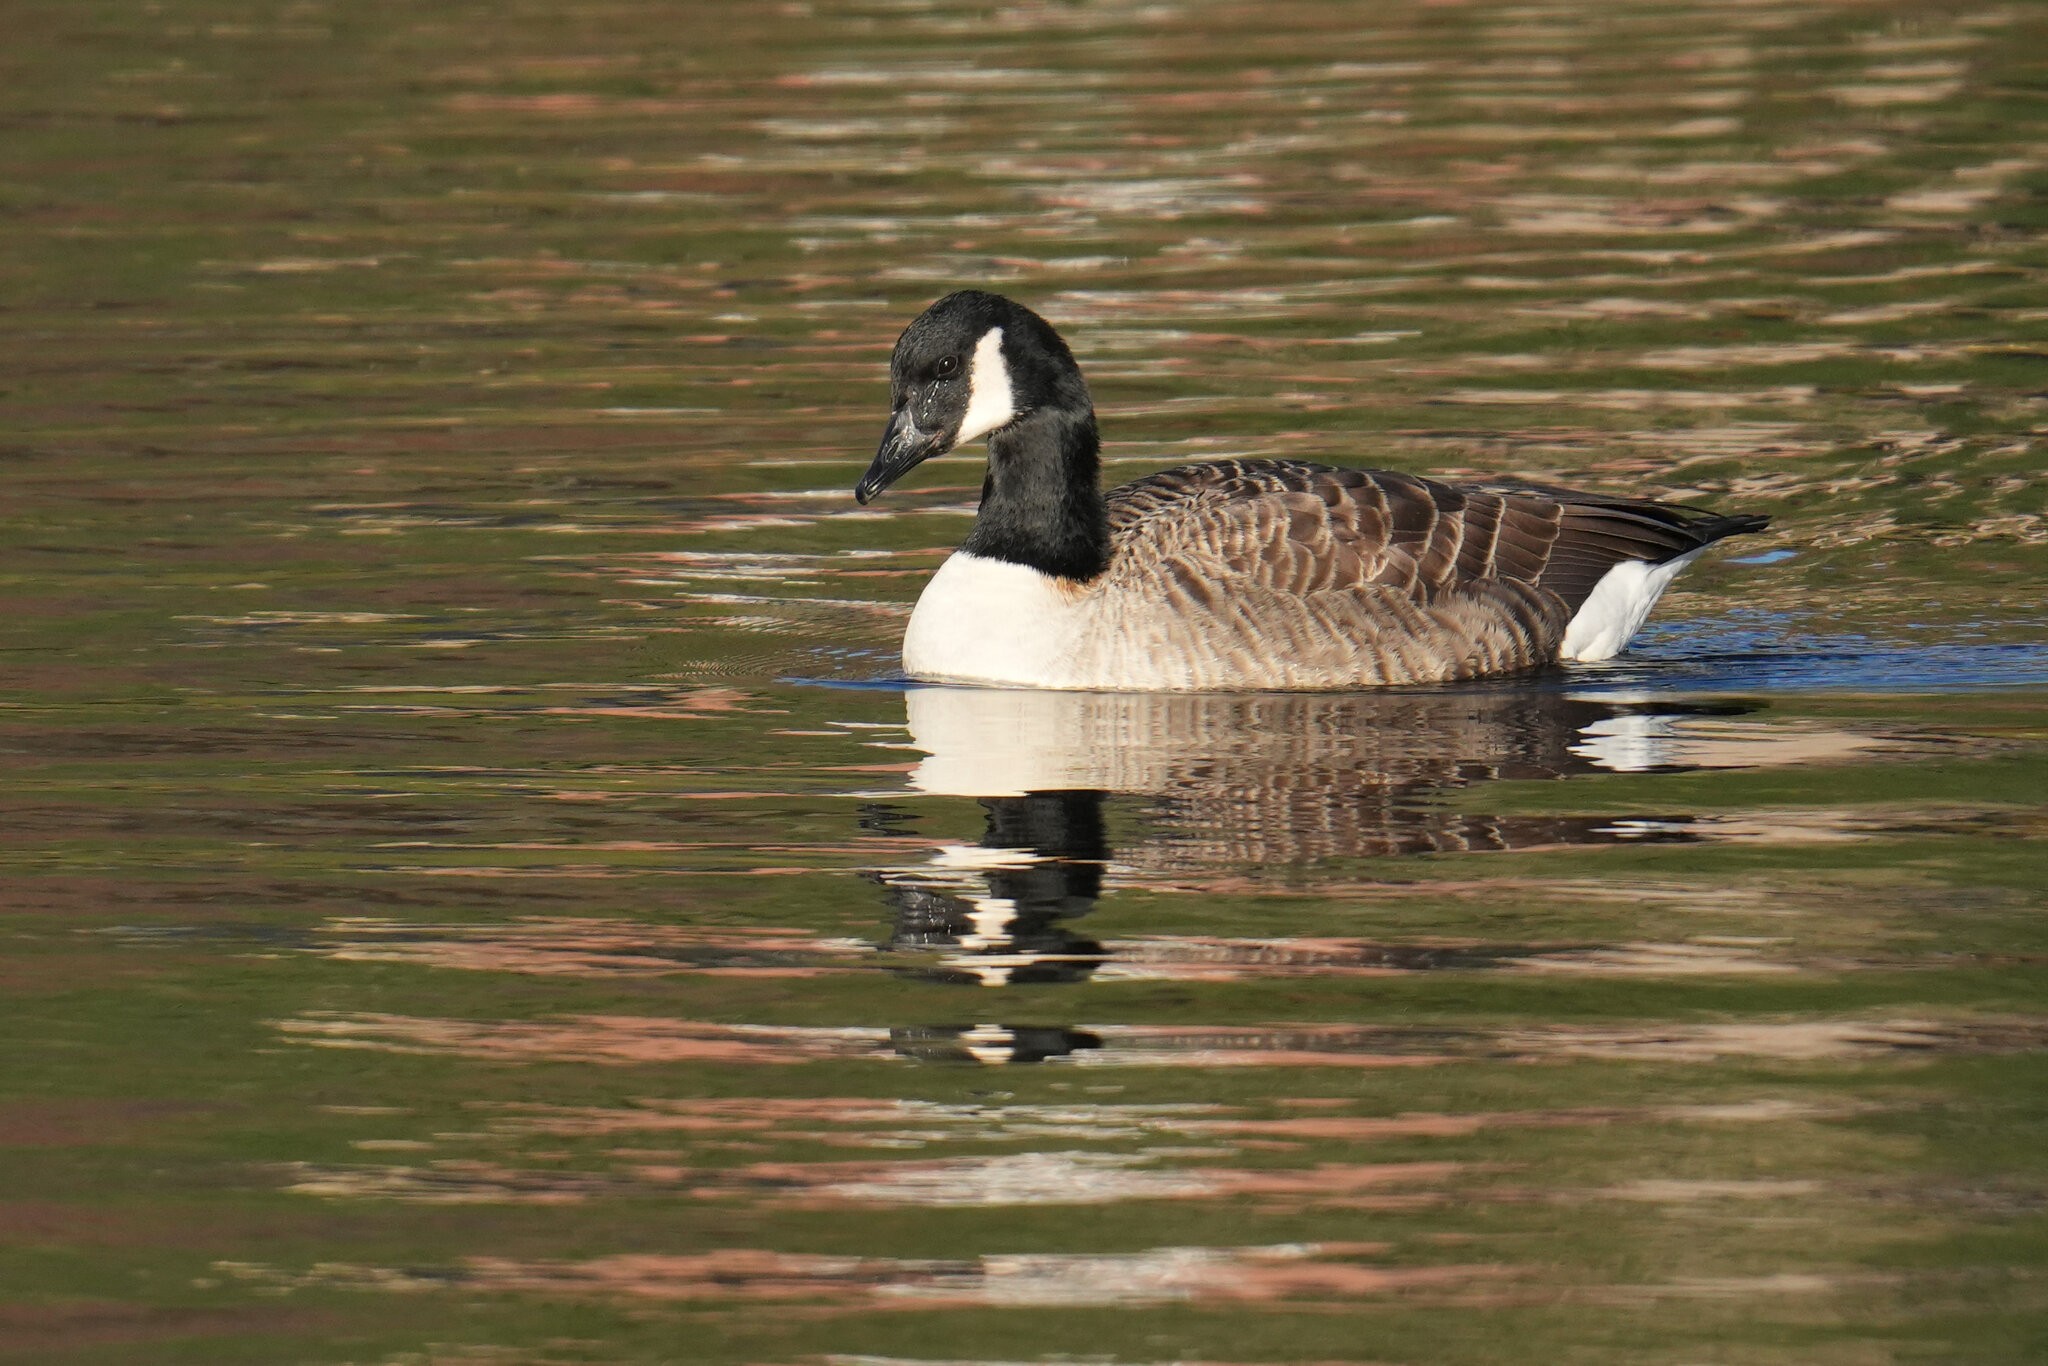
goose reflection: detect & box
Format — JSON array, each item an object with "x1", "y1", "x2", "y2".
[
  {"x1": 866, "y1": 789, "x2": 1111, "y2": 987},
  {"x1": 868, "y1": 686, "x2": 1749, "y2": 990}
]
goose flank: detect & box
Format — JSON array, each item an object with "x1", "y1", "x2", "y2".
[{"x1": 855, "y1": 290, "x2": 1768, "y2": 691}]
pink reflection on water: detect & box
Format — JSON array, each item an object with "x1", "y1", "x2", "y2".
[
  {"x1": 219, "y1": 1241, "x2": 1510, "y2": 1308},
  {"x1": 277, "y1": 1012, "x2": 2045, "y2": 1069},
  {"x1": 277, "y1": 1012, "x2": 894, "y2": 1066},
  {"x1": 313, "y1": 917, "x2": 868, "y2": 979}
]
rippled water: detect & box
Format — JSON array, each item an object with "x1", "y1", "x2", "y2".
[{"x1": 5, "y1": 0, "x2": 2047, "y2": 1362}]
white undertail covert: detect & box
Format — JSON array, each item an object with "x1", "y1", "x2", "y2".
[{"x1": 1557, "y1": 549, "x2": 1706, "y2": 662}]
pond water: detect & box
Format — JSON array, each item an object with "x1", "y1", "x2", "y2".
[{"x1": 5, "y1": 0, "x2": 2047, "y2": 1362}]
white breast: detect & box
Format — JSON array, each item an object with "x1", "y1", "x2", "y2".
[{"x1": 901, "y1": 551, "x2": 1086, "y2": 686}]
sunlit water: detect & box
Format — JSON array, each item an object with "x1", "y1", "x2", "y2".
[{"x1": 4, "y1": 1, "x2": 2046, "y2": 1362}]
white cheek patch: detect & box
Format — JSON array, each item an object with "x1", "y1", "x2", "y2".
[{"x1": 954, "y1": 326, "x2": 1016, "y2": 443}]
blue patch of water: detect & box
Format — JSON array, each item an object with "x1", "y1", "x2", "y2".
[
  {"x1": 796, "y1": 613, "x2": 2048, "y2": 697},
  {"x1": 1577, "y1": 613, "x2": 2048, "y2": 694}
]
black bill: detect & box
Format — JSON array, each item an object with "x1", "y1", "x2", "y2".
[{"x1": 854, "y1": 407, "x2": 951, "y2": 504}]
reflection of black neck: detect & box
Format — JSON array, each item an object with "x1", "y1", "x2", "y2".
[
  {"x1": 983, "y1": 790, "x2": 1108, "y2": 855},
  {"x1": 872, "y1": 790, "x2": 1113, "y2": 987},
  {"x1": 961, "y1": 407, "x2": 1110, "y2": 581},
  {"x1": 981, "y1": 790, "x2": 1108, "y2": 907}
]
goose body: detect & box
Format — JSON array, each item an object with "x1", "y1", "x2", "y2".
[{"x1": 856, "y1": 291, "x2": 1767, "y2": 692}]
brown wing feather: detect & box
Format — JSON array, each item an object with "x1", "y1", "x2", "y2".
[
  {"x1": 1106, "y1": 460, "x2": 1549, "y2": 598},
  {"x1": 1101, "y1": 459, "x2": 1766, "y2": 682}
]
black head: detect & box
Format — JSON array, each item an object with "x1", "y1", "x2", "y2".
[{"x1": 854, "y1": 290, "x2": 1092, "y2": 504}]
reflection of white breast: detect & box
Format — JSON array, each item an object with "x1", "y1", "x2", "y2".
[
  {"x1": 905, "y1": 686, "x2": 1127, "y2": 795},
  {"x1": 901, "y1": 552, "x2": 1089, "y2": 687}
]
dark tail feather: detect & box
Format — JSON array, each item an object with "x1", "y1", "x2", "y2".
[
  {"x1": 1693, "y1": 513, "x2": 1771, "y2": 545},
  {"x1": 1542, "y1": 502, "x2": 1771, "y2": 613}
]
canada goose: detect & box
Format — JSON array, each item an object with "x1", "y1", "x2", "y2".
[{"x1": 856, "y1": 291, "x2": 1768, "y2": 691}]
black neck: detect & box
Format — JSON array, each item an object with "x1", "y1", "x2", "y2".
[{"x1": 961, "y1": 406, "x2": 1110, "y2": 581}]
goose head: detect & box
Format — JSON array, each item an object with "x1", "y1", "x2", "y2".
[{"x1": 854, "y1": 290, "x2": 1093, "y2": 504}]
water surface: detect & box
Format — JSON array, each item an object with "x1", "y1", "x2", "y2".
[{"x1": 4, "y1": 0, "x2": 2047, "y2": 1362}]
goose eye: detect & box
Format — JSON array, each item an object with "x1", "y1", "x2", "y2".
[{"x1": 933, "y1": 355, "x2": 961, "y2": 380}]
